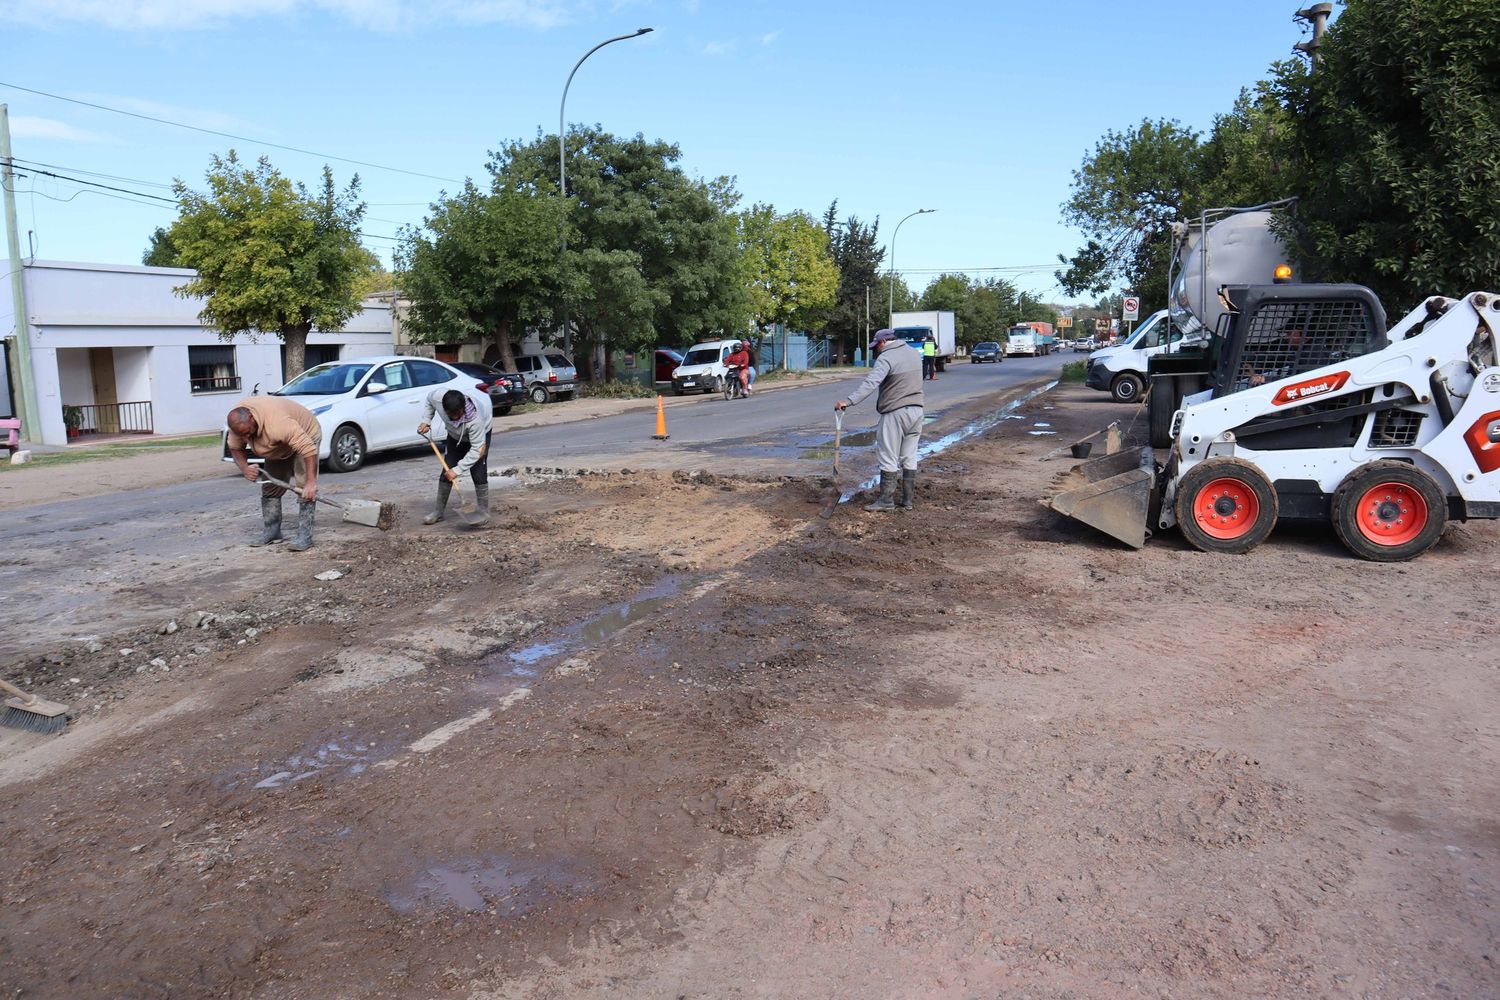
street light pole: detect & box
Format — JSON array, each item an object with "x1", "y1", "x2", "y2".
[
  {"x1": 558, "y1": 27, "x2": 653, "y2": 359},
  {"x1": 887, "y1": 208, "x2": 935, "y2": 328}
]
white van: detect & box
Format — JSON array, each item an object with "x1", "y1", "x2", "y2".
[
  {"x1": 1083, "y1": 310, "x2": 1187, "y2": 403},
  {"x1": 670, "y1": 339, "x2": 744, "y2": 395}
]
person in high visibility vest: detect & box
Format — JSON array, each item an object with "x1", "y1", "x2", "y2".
[{"x1": 922, "y1": 335, "x2": 937, "y2": 380}]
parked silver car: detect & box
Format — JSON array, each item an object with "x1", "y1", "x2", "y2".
[{"x1": 515, "y1": 351, "x2": 577, "y2": 403}]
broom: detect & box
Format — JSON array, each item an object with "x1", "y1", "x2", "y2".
[{"x1": 0, "y1": 678, "x2": 69, "y2": 735}]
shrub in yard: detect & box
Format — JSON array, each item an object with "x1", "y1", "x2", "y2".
[{"x1": 1061, "y1": 360, "x2": 1086, "y2": 383}]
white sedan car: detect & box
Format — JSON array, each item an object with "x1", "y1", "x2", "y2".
[{"x1": 223, "y1": 355, "x2": 492, "y2": 473}]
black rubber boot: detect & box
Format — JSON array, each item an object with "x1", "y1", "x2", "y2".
[
  {"x1": 899, "y1": 470, "x2": 916, "y2": 511},
  {"x1": 864, "y1": 471, "x2": 898, "y2": 512},
  {"x1": 287, "y1": 500, "x2": 316, "y2": 552},
  {"x1": 473, "y1": 484, "x2": 492, "y2": 526},
  {"x1": 423, "y1": 480, "x2": 452, "y2": 525},
  {"x1": 250, "y1": 495, "x2": 283, "y2": 546}
]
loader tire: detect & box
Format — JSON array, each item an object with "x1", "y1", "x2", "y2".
[
  {"x1": 1111, "y1": 372, "x2": 1144, "y2": 404},
  {"x1": 1174, "y1": 458, "x2": 1278, "y2": 554},
  {"x1": 1331, "y1": 461, "x2": 1447, "y2": 562},
  {"x1": 1148, "y1": 376, "x2": 1176, "y2": 449}
]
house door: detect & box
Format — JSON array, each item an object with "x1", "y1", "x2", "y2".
[{"x1": 89, "y1": 348, "x2": 119, "y2": 406}]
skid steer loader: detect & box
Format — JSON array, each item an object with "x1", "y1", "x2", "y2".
[{"x1": 1049, "y1": 281, "x2": 1500, "y2": 561}]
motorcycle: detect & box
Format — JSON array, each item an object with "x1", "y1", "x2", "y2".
[{"x1": 722, "y1": 364, "x2": 748, "y2": 401}]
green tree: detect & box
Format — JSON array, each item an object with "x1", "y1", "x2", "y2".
[
  {"x1": 1284, "y1": 0, "x2": 1500, "y2": 311},
  {"x1": 959, "y1": 276, "x2": 1019, "y2": 347},
  {"x1": 1055, "y1": 119, "x2": 1207, "y2": 306},
  {"x1": 168, "y1": 152, "x2": 371, "y2": 379},
  {"x1": 821, "y1": 201, "x2": 885, "y2": 363},
  {"x1": 877, "y1": 272, "x2": 917, "y2": 322},
  {"x1": 738, "y1": 203, "x2": 839, "y2": 346},
  {"x1": 492, "y1": 127, "x2": 749, "y2": 380},
  {"x1": 142, "y1": 226, "x2": 183, "y2": 267},
  {"x1": 397, "y1": 181, "x2": 567, "y2": 373}
]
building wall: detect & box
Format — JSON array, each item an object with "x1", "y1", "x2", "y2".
[{"x1": 15, "y1": 261, "x2": 393, "y2": 445}]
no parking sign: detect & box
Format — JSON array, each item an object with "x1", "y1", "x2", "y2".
[{"x1": 1122, "y1": 295, "x2": 1140, "y2": 321}]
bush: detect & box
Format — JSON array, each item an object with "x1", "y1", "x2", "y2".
[
  {"x1": 576, "y1": 379, "x2": 656, "y2": 400},
  {"x1": 1060, "y1": 360, "x2": 1087, "y2": 383}
]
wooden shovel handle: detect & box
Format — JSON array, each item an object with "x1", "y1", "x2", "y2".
[
  {"x1": 0, "y1": 678, "x2": 39, "y2": 707},
  {"x1": 427, "y1": 437, "x2": 464, "y2": 497}
]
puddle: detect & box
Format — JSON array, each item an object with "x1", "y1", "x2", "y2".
[
  {"x1": 1026, "y1": 430, "x2": 1058, "y2": 436},
  {"x1": 841, "y1": 381, "x2": 1059, "y2": 502},
  {"x1": 385, "y1": 854, "x2": 597, "y2": 917},
  {"x1": 799, "y1": 429, "x2": 876, "y2": 460},
  {"x1": 1033, "y1": 422, "x2": 1052, "y2": 428},
  {"x1": 498, "y1": 575, "x2": 685, "y2": 675},
  {"x1": 243, "y1": 736, "x2": 392, "y2": 789}
]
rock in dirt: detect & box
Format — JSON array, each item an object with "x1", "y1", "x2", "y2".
[
  {"x1": 554, "y1": 657, "x2": 593, "y2": 677},
  {"x1": 119, "y1": 648, "x2": 135, "y2": 657},
  {"x1": 185, "y1": 611, "x2": 216, "y2": 629},
  {"x1": 313, "y1": 570, "x2": 345, "y2": 582},
  {"x1": 161, "y1": 620, "x2": 179, "y2": 635},
  {"x1": 150, "y1": 658, "x2": 167, "y2": 669}
]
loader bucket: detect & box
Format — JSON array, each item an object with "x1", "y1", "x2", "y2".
[{"x1": 1044, "y1": 446, "x2": 1157, "y2": 549}]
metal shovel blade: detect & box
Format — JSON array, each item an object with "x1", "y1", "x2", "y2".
[
  {"x1": 339, "y1": 498, "x2": 386, "y2": 528},
  {"x1": 1044, "y1": 446, "x2": 1157, "y2": 549}
]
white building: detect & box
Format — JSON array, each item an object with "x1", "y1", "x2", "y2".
[{"x1": 0, "y1": 260, "x2": 393, "y2": 446}]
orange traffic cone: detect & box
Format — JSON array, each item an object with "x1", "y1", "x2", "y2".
[{"x1": 652, "y1": 394, "x2": 670, "y2": 440}]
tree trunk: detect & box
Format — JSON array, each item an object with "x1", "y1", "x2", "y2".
[
  {"x1": 282, "y1": 322, "x2": 311, "y2": 381},
  {"x1": 603, "y1": 339, "x2": 616, "y2": 382},
  {"x1": 494, "y1": 319, "x2": 519, "y2": 372}
]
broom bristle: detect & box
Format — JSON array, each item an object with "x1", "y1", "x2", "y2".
[{"x1": 0, "y1": 705, "x2": 69, "y2": 735}]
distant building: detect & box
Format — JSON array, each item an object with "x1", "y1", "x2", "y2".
[{"x1": 0, "y1": 260, "x2": 393, "y2": 446}]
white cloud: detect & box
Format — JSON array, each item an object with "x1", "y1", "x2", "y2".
[
  {"x1": 760, "y1": 30, "x2": 778, "y2": 45},
  {"x1": 703, "y1": 40, "x2": 734, "y2": 56},
  {"x1": 0, "y1": 0, "x2": 570, "y2": 31},
  {"x1": 75, "y1": 92, "x2": 263, "y2": 134},
  {"x1": 9, "y1": 116, "x2": 105, "y2": 142}
]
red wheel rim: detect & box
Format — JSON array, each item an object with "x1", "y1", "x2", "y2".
[
  {"x1": 1192, "y1": 477, "x2": 1260, "y2": 540},
  {"x1": 1355, "y1": 482, "x2": 1427, "y2": 546}
]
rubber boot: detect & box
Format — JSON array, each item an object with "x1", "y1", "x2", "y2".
[
  {"x1": 423, "y1": 480, "x2": 452, "y2": 525},
  {"x1": 249, "y1": 495, "x2": 283, "y2": 546},
  {"x1": 899, "y1": 470, "x2": 916, "y2": 511},
  {"x1": 287, "y1": 500, "x2": 316, "y2": 552},
  {"x1": 864, "y1": 471, "x2": 898, "y2": 512},
  {"x1": 473, "y1": 483, "x2": 492, "y2": 526}
]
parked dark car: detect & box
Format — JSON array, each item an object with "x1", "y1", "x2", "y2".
[
  {"x1": 451, "y1": 362, "x2": 527, "y2": 416},
  {"x1": 654, "y1": 348, "x2": 684, "y2": 384},
  {"x1": 970, "y1": 341, "x2": 1004, "y2": 364}
]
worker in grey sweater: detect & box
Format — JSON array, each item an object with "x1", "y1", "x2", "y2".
[
  {"x1": 417, "y1": 389, "x2": 491, "y2": 525},
  {"x1": 835, "y1": 329, "x2": 925, "y2": 511}
]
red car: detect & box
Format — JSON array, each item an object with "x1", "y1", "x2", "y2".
[{"x1": 654, "y1": 349, "x2": 684, "y2": 384}]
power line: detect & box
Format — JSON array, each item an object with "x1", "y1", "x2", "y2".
[{"x1": 0, "y1": 80, "x2": 463, "y2": 184}]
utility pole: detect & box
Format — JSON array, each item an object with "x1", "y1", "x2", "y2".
[
  {"x1": 1294, "y1": 4, "x2": 1333, "y2": 66},
  {"x1": 864, "y1": 285, "x2": 870, "y2": 366},
  {"x1": 0, "y1": 105, "x2": 40, "y2": 441}
]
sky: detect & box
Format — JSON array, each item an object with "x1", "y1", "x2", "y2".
[{"x1": 0, "y1": 0, "x2": 1325, "y2": 306}]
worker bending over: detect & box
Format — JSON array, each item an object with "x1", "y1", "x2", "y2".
[{"x1": 417, "y1": 389, "x2": 491, "y2": 526}]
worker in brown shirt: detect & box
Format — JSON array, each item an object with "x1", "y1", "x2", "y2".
[{"x1": 225, "y1": 396, "x2": 323, "y2": 551}]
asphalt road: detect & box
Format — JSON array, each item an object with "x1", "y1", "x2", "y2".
[{"x1": 0, "y1": 354, "x2": 1067, "y2": 657}]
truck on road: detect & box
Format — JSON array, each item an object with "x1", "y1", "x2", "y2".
[
  {"x1": 889, "y1": 311, "x2": 955, "y2": 371},
  {"x1": 1006, "y1": 322, "x2": 1056, "y2": 356}
]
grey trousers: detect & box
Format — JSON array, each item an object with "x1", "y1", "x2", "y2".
[{"x1": 876, "y1": 405, "x2": 923, "y2": 473}]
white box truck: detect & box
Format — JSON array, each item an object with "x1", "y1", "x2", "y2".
[{"x1": 889, "y1": 311, "x2": 955, "y2": 371}]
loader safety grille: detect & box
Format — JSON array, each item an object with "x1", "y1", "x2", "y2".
[
  {"x1": 1234, "y1": 299, "x2": 1381, "y2": 391},
  {"x1": 1371, "y1": 408, "x2": 1424, "y2": 448}
]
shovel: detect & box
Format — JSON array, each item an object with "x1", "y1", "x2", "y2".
[
  {"x1": 426, "y1": 436, "x2": 489, "y2": 527},
  {"x1": 258, "y1": 472, "x2": 396, "y2": 531},
  {"x1": 819, "y1": 409, "x2": 850, "y2": 519}
]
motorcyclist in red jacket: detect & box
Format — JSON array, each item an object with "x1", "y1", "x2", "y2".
[{"x1": 724, "y1": 341, "x2": 751, "y2": 395}]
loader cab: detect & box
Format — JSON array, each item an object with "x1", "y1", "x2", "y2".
[{"x1": 1210, "y1": 284, "x2": 1388, "y2": 398}]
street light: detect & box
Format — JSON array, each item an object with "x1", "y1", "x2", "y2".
[
  {"x1": 558, "y1": 26, "x2": 653, "y2": 357},
  {"x1": 888, "y1": 208, "x2": 936, "y2": 329}
]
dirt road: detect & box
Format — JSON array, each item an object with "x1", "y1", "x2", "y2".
[{"x1": 1, "y1": 383, "x2": 1495, "y2": 999}]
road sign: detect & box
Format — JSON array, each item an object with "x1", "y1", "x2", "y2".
[
  {"x1": 1057, "y1": 316, "x2": 1073, "y2": 329},
  {"x1": 1094, "y1": 317, "x2": 1109, "y2": 332},
  {"x1": 1122, "y1": 295, "x2": 1140, "y2": 321}
]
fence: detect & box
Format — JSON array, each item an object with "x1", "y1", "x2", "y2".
[
  {"x1": 67, "y1": 401, "x2": 154, "y2": 437},
  {"x1": 190, "y1": 375, "x2": 242, "y2": 394},
  {"x1": 757, "y1": 334, "x2": 834, "y2": 371}
]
